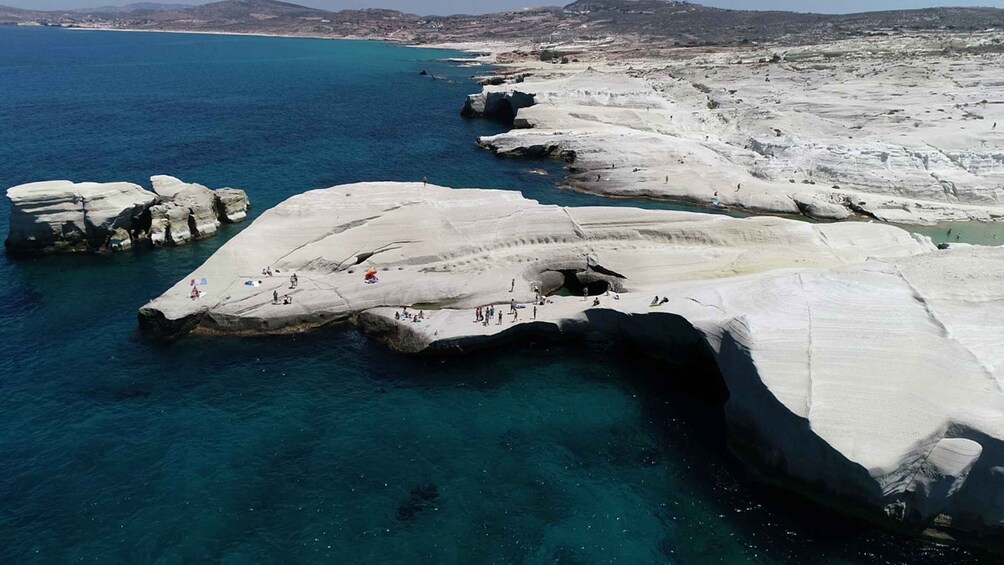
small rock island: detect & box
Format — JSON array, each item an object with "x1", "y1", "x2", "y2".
[{"x1": 5, "y1": 175, "x2": 249, "y2": 255}]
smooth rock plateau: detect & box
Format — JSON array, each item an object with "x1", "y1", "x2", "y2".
[
  {"x1": 5, "y1": 175, "x2": 250, "y2": 254},
  {"x1": 140, "y1": 181, "x2": 1004, "y2": 543}
]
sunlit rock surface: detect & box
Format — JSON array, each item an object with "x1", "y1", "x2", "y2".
[
  {"x1": 5, "y1": 175, "x2": 250, "y2": 254},
  {"x1": 5, "y1": 180, "x2": 156, "y2": 254},
  {"x1": 140, "y1": 181, "x2": 1004, "y2": 540},
  {"x1": 474, "y1": 33, "x2": 1004, "y2": 225}
]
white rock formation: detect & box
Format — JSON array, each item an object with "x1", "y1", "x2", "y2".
[
  {"x1": 139, "y1": 182, "x2": 1004, "y2": 541},
  {"x1": 147, "y1": 176, "x2": 250, "y2": 246},
  {"x1": 150, "y1": 175, "x2": 220, "y2": 241},
  {"x1": 215, "y1": 188, "x2": 250, "y2": 223},
  {"x1": 472, "y1": 33, "x2": 1004, "y2": 225},
  {"x1": 5, "y1": 175, "x2": 250, "y2": 254},
  {"x1": 5, "y1": 180, "x2": 157, "y2": 254}
]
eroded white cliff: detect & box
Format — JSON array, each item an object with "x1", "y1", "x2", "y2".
[
  {"x1": 138, "y1": 182, "x2": 1004, "y2": 541},
  {"x1": 5, "y1": 180, "x2": 157, "y2": 254},
  {"x1": 472, "y1": 34, "x2": 1004, "y2": 225}
]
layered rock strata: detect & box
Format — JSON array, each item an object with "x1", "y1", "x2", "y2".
[
  {"x1": 471, "y1": 34, "x2": 1004, "y2": 225},
  {"x1": 5, "y1": 180, "x2": 157, "y2": 255},
  {"x1": 140, "y1": 182, "x2": 1004, "y2": 545},
  {"x1": 5, "y1": 175, "x2": 250, "y2": 254}
]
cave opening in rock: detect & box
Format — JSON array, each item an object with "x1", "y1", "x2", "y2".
[
  {"x1": 538, "y1": 269, "x2": 621, "y2": 298},
  {"x1": 495, "y1": 99, "x2": 517, "y2": 126},
  {"x1": 551, "y1": 269, "x2": 610, "y2": 297},
  {"x1": 590, "y1": 309, "x2": 731, "y2": 408}
]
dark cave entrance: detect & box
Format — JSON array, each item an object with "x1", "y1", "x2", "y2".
[
  {"x1": 495, "y1": 99, "x2": 517, "y2": 125},
  {"x1": 552, "y1": 269, "x2": 611, "y2": 297}
]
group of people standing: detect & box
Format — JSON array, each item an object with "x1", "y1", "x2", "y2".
[
  {"x1": 475, "y1": 304, "x2": 501, "y2": 326},
  {"x1": 471, "y1": 279, "x2": 544, "y2": 326}
]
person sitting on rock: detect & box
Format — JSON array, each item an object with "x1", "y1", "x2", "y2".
[
  {"x1": 660, "y1": 297, "x2": 669, "y2": 305},
  {"x1": 190, "y1": 287, "x2": 201, "y2": 300},
  {"x1": 592, "y1": 297, "x2": 600, "y2": 306},
  {"x1": 395, "y1": 311, "x2": 401, "y2": 320},
  {"x1": 283, "y1": 294, "x2": 292, "y2": 305},
  {"x1": 651, "y1": 295, "x2": 660, "y2": 306}
]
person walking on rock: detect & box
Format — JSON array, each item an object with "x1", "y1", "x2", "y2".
[{"x1": 510, "y1": 279, "x2": 515, "y2": 292}]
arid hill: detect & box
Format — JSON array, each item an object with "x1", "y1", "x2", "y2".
[{"x1": 3, "y1": 0, "x2": 1004, "y2": 46}]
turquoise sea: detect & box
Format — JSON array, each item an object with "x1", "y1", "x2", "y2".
[{"x1": 0, "y1": 26, "x2": 989, "y2": 563}]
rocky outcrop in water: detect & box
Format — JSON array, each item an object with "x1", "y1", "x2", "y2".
[
  {"x1": 138, "y1": 181, "x2": 1004, "y2": 549},
  {"x1": 4, "y1": 175, "x2": 250, "y2": 255},
  {"x1": 461, "y1": 89, "x2": 536, "y2": 124},
  {"x1": 5, "y1": 180, "x2": 157, "y2": 255}
]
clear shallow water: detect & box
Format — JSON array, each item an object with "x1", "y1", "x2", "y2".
[{"x1": 0, "y1": 26, "x2": 988, "y2": 563}]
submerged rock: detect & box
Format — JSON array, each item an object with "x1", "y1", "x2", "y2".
[
  {"x1": 5, "y1": 175, "x2": 250, "y2": 255},
  {"x1": 139, "y1": 181, "x2": 1004, "y2": 547}
]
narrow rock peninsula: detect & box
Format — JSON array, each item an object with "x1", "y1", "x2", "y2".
[
  {"x1": 139, "y1": 181, "x2": 1004, "y2": 544},
  {"x1": 4, "y1": 175, "x2": 250, "y2": 255}
]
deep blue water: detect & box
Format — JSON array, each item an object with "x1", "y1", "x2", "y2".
[{"x1": 0, "y1": 26, "x2": 987, "y2": 563}]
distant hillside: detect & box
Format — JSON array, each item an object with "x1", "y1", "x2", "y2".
[
  {"x1": 160, "y1": 0, "x2": 331, "y2": 21},
  {"x1": 2, "y1": 0, "x2": 1003, "y2": 46},
  {"x1": 0, "y1": 4, "x2": 48, "y2": 21},
  {"x1": 138, "y1": 0, "x2": 418, "y2": 38},
  {"x1": 76, "y1": 3, "x2": 192, "y2": 14},
  {"x1": 564, "y1": 0, "x2": 1004, "y2": 44}
]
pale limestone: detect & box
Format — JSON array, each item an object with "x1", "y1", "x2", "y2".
[
  {"x1": 139, "y1": 182, "x2": 1004, "y2": 536},
  {"x1": 5, "y1": 180, "x2": 156, "y2": 254}
]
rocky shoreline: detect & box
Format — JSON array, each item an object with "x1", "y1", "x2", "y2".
[
  {"x1": 4, "y1": 175, "x2": 249, "y2": 255},
  {"x1": 138, "y1": 181, "x2": 1004, "y2": 549},
  {"x1": 462, "y1": 33, "x2": 1004, "y2": 226}
]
